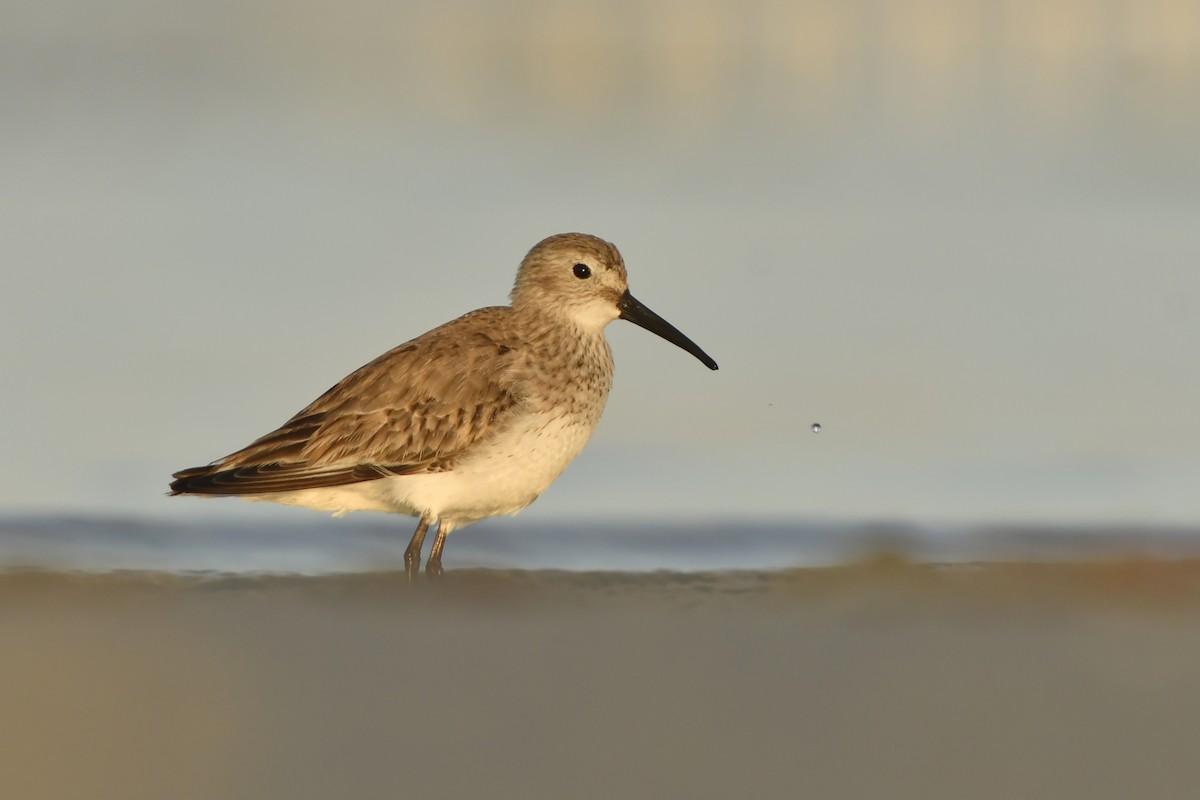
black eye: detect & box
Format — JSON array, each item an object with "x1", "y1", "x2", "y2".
[{"x1": 572, "y1": 263, "x2": 591, "y2": 279}]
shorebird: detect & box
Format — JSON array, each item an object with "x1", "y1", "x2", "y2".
[{"x1": 170, "y1": 233, "x2": 718, "y2": 578}]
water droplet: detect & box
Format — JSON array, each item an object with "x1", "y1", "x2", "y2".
[{"x1": 811, "y1": 423, "x2": 822, "y2": 433}]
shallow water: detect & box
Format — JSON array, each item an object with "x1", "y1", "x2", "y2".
[{"x1": 3, "y1": 515, "x2": 1200, "y2": 574}]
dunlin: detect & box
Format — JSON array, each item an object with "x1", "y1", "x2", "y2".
[{"x1": 170, "y1": 233, "x2": 717, "y2": 577}]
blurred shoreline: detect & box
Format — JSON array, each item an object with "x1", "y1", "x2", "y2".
[
  {"x1": 3, "y1": 514, "x2": 1200, "y2": 575},
  {"x1": 7, "y1": 556, "x2": 1200, "y2": 608}
]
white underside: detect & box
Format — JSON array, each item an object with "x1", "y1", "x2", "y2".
[{"x1": 245, "y1": 410, "x2": 597, "y2": 532}]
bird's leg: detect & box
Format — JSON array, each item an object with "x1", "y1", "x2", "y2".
[
  {"x1": 426, "y1": 521, "x2": 455, "y2": 579},
  {"x1": 404, "y1": 516, "x2": 432, "y2": 583}
]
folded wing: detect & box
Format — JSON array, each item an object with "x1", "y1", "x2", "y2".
[{"x1": 169, "y1": 307, "x2": 523, "y2": 495}]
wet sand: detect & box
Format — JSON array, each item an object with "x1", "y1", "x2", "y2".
[{"x1": 4, "y1": 561, "x2": 1200, "y2": 799}]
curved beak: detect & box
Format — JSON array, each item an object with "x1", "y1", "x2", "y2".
[{"x1": 617, "y1": 291, "x2": 718, "y2": 370}]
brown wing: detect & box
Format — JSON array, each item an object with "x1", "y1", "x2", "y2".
[{"x1": 170, "y1": 307, "x2": 524, "y2": 495}]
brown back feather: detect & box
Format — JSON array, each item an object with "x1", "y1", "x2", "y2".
[{"x1": 170, "y1": 307, "x2": 525, "y2": 495}]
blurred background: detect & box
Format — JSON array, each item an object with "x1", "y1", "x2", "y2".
[{"x1": 2, "y1": 0, "x2": 1198, "y2": 568}]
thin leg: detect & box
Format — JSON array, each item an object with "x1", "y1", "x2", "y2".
[
  {"x1": 404, "y1": 516, "x2": 432, "y2": 583},
  {"x1": 426, "y1": 520, "x2": 455, "y2": 579}
]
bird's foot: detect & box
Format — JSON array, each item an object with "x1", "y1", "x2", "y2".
[{"x1": 403, "y1": 549, "x2": 422, "y2": 585}]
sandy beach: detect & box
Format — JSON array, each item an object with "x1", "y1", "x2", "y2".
[{"x1": 4, "y1": 560, "x2": 1200, "y2": 800}]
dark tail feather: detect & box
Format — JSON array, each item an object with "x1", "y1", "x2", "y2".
[
  {"x1": 169, "y1": 462, "x2": 398, "y2": 496},
  {"x1": 169, "y1": 465, "x2": 221, "y2": 495}
]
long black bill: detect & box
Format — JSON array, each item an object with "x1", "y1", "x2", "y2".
[{"x1": 617, "y1": 291, "x2": 718, "y2": 370}]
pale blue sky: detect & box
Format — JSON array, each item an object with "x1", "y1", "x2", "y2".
[{"x1": 3, "y1": 0, "x2": 1198, "y2": 526}]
